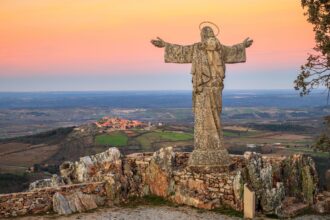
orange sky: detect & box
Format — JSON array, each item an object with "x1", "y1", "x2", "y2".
[{"x1": 0, "y1": 0, "x2": 316, "y2": 90}]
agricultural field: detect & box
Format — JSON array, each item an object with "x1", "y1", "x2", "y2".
[
  {"x1": 95, "y1": 132, "x2": 128, "y2": 146},
  {"x1": 94, "y1": 129, "x2": 193, "y2": 153}
]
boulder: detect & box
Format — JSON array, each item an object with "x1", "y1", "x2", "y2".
[
  {"x1": 104, "y1": 175, "x2": 123, "y2": 205},
  {"x1": 59, "y1": 147, "x2": 122, "y2": 183},
  {"x1": 282, "y1": 154, "x2": 318, "y2": 204},
  {"x1": 243, "y1": 152, "x2": 285, "y2": 213},
  {"x1": 261, "y1": 182, "x2": 285, "y2": 213},
  {"x1": 53, "y1": 191, "x2": 104, "y2": 215},
  {"x1": 145, "y1": 147, "x2": 175, "y2": 197},
  {"x1": 232, "y1": 170, "x2": 244, "y2": 210},
  {"x1": 53, "y1": 192, "x2": 73, "y2": 215}
]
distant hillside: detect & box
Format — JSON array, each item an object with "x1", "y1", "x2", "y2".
[{"x1": 0, "y1": 90, "x2": 329, "y2": 109}]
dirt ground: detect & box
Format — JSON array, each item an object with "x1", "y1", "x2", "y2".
[
  {"x1": 0, "y1": 142, "x2": 60, "y2": 173},
  {"x1": 13, "y1": 206, "x2": 330, "y2": 220}
]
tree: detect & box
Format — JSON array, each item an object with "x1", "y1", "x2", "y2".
[
  {"x1": 295, "y1": 1, "x2": 330, "y2": 156},
  {"x1": 314, "y1": 116, "x2": 330, "y2": 157},
  {"x1": 294, "y1": 0, "x2": 330, "y2": 96}
]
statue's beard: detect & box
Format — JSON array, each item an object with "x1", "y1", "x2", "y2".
[{"x1": 200, "y1": 36, "x2": 221, "y2": 51}]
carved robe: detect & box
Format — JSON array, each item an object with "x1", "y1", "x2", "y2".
[{"x1": 164, "y1": 40, "x2": 246, "y2": 166}]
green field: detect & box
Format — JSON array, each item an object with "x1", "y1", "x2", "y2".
[
  {"x1": 156, "y1": 131, "x2": 193, "y2": 141},
  {"x1": 95, "y1": 130, "x2": 193, "y2": 149},
  {"x1": 287, "y1": 147, "x2": 330, "y2": 158},
  {"x1": 223, "y1": 131, "x2": 239, "y2": 137},
  {"x1": 134, "y1": 130, "x2": 193, "y2": 149},
  {"x1": 95, "y1": 132, "x2": 128, "y2": 146}
]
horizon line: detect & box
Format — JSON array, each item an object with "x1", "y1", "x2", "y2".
[
  {"x1": 0, "y1": 88, "x2": 300, "y2": 93},
  {"x1": 0, "y1": 88, "x2": 327, "y2": 94}
]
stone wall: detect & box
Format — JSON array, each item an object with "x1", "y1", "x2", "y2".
[
  {"x1": 0, "y1": 182, "x2": 106, "y2": 218},
  {"x1": 121, "y1": 148, "x2": 319, "y2": 215},
  {"x1": 0, "y1": 147, "x2": 325, "y2": 218},
  {"x1": 122, "y1": 150, "x2": 243, "y2": 210}
]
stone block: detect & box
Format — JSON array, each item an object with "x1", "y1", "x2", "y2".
[{"x1": 244, "y1": 184, "x2": 255, "y2": 219}]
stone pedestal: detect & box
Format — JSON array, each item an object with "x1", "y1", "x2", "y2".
[
  {"x1": 188, "y1": 149, "x2": 231, "y2": 167},
  {"x1": 187, "y1": 163, "x2": 236, "y2": 174}
]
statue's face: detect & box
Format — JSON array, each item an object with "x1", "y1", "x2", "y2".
[{"x1": 201, "y1": 26, "x2": 215, "y2": 41}]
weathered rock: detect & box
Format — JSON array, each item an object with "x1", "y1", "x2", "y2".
[
  {"x1": 276, "y1": 197, "x2": 309, "y2": 218},
  {"x1": 104, "y1": 175, "x2": 122, "y2": 205},
  {"x1": 60, "y1": 147, "x2": 122, "y2": 183},
  {"x1": 232, "y1": 170, "x2": 244, "y2": 210},
  {"x1": 171, "y1": 188, "x2": 216, "y2": 210},
  {"x1": 29, "y1": 175, "x2": 64, "y2": 191},
  {"x1": 282, "y1": 154, "x2": 318, "y2": 204},
  {"x1": 53, "y1": 191, "x2": 103, "y2": 215},
  {"x1": 313, "y1": 191, "x2": 330, "y2": 214},
  {"x1": 60, "y1": 161, "x2": 75, "y2": 184},
  {"x1": 53, "y1": 192, "x2": 73, "y2": 215},
  {"x1": 244, "y1": 151, "x2": 263, "y2": 192},
  {"x1": 261, "y1": 182, "x2": 285, "y2": 213},
  {"x1": 325, "y1": 169, "x2": 330, "y2": 191},
  {"x1": 150, "y1": 146, "x2": 175, "y2": 173},
  {"x1": 243, "y1": 152, "x2": 284, "y2": 213},
  {"x1": 145, "y1": 147, "x2": 175, "y2": 197}
]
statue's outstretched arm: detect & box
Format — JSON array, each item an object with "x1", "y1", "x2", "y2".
[
  {"x1": 243, "y1": 37, "x2": 253, "y2": 48},
  {"x1": 151, "y1": 37, "x2": 166, "y2": 48},
  {"x1": 222, "y1": 37, "x2": 253, "y2": 64},
  {"x1": 151, "y1": 37, "x2": 194, "y2": 64}
]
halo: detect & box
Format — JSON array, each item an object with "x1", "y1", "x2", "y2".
[{"x1": 199, "y1": 21, "x2": 219, "y2": 36}]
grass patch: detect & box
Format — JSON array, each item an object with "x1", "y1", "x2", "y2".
[
  {"x1": 135, "y1": 132, "x2": 160, "y2": 149},
  {"x1": 288, "y1": 147, "x2": 330, "y2": 158},
  {"x1": 95, "y1": 132, "x2": 128, "y2": 146},
  {"x1": 136, "y1": 130, "x2": 193, "y2": 149},
  {"x1": 223, "y1": 131, "x2": 239, "y2": 137},
  {"x1": 212, "y1": 206, "x2": 243, "y2": 218},
  {"x1": 121, "y1": 195, "x2": 175, "y2": 208},
  {"x1": 157, "y1": 131, "x2": 193, "y2": 141}
]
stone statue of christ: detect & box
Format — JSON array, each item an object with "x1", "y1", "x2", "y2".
[{"x1": 151, "y1": 24, "x2": 253, "y2": 167}]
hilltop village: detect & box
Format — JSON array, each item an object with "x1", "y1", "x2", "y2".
[{"x1": 94, "y1": 117, "x2": 145, "y2": 130}]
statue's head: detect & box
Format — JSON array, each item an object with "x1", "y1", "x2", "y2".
[{"x1": 200, "y1": 26, "x2": 216, "y2": 41}]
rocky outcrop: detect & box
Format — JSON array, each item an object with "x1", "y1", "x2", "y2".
[
  {"x1": 29, "y1": 148, "x2": 123, "y2": 191},
  {"x1": 325, "y1": 169, "x2": 330, "y2": 191},
  {"x1": 29, "y1": 174, "x2": 64, "y2": 191},
  {"x1": 282, "y1": 154, "x2": 318, "y2": 204},
  {"x1": 60, "y1": 147, "x2": 122, "y2": 184},
  {"x1": 145, "y1": 147, "x2": 175, "y2": 197},
  {"x1": 240, "y1": 152, "x2": 320, "y2": 215},
  {"x1": 313, "y1": 191, "x2": 330, "y2": 214},
  {"x1": 242, "y1": 152, "x2": 285, "y2": 214},
  {"x1": 53, "y1": 191, "x2": 105, "y2": 215},
  {"x1": 1, "y1": 147, "x2": 323, "y2": 218},
  {"x1": 0, "y1": 182, "x2": 107, "y2": 218}
]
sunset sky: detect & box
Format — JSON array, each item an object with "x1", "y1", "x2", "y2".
[{"x1": 0, "y1": 0, "x2": 315, "y2": 91}]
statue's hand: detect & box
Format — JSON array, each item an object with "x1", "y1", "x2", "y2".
[
  {"x1": 151, "y1": 37, "x2": 166, "y2": 48},
  {"x1": 243, "y1": 37, "x2": 253, "y2": 48}
]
